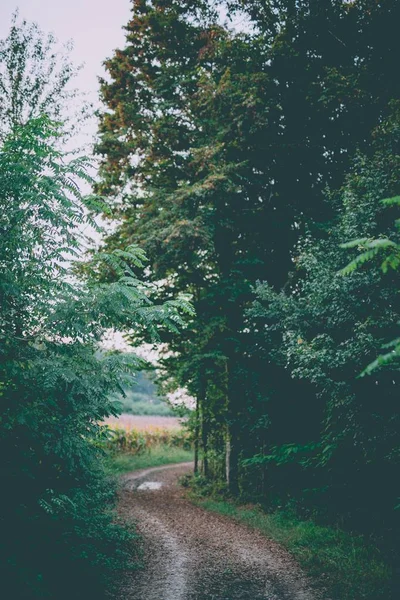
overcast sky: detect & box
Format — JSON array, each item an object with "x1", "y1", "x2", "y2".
[
  {"x1": 0, "y1": 1, "x2": 132, "y2": 106},
  {"x1": 0, "y1": 0, "x2": 133, "y2": 160},
  {"x1": 0, "y1": 2, "x2": 243, "y2": 147},
  {"x1": 0, "y1": 1, "x2": 134, "y2": 246}
]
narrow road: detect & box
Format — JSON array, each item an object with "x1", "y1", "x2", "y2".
[{"x1": 117, "y1": 463, "x2": 321, "y2": 600}]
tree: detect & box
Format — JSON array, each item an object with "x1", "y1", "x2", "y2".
[
  {"x1": 341, "y1": 187, "x2": 400, "y2": 373},
  {"x1": 0, "y1": 13, "x2": 88, "y2": 141},
  {"x1": 0, "y1": 114, "x2": 191, "y2": 599},
  {"x1": 96, "y1": 0, "x2": 400, "y2": 499},
  {"x1": 96, "y1": 0, "x2": 274, "y2": 491},
  {"x1": 248, "y1": 108, "x2": 400, "y2": 527}
]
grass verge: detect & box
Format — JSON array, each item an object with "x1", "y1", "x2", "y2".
[
  {"x1": 188, "y1": 493, "x2": 392, "y2": 600},
  {"x1": 106, "y1": 445, "x2": 193, "y2": 475}
]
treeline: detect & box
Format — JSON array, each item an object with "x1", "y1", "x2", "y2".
[
  {"x1": 96, "y1": 0, "x2": 400, "y2": 542},
  {"x1": 0, "y1": 17, "x2": 190, "y2": 599}
]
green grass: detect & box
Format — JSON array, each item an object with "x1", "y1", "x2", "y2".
[
  {"x1": 190, "y1": 497, "x2": 392, "y2": 600},
  {"x1": 106, "y1": 445, "x2": 193, "y2": 475}
]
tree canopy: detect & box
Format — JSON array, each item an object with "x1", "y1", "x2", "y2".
[{"x1": 95, "y1": 0, "x2": 400, "y2": 526}]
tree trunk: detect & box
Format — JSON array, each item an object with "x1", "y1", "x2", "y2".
[
  {"x1": 225, "y1": 422, "x2": 239, "y2": 495},
  {"x1": 225, "y1": 359, "x2": 239, "y2": 495},
  {"x1": 199, "y1": 368, "x2": 208, "y2": 477},
  {"x1": 202, "y1": 407, "x2": 209, "y2": 478},
  {"x1": 194, "y1": 395, "x2": 200, "y2": 475}
]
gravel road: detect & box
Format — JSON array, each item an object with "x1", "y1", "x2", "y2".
[{"x1": 117, "y1": 462, "x2": 322, "y2": 600}]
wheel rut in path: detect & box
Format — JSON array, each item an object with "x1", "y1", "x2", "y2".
[{"x1": 117, "y1": 462, "x2": 323, "y2": 600}]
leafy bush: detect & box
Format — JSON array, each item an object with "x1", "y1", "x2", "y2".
[
  {"x1": 0, "y1": 115, "x2": 191, "y2": 599},
  {"x1": 248, "y1": 110, "x2": 400, "y2": 533}
]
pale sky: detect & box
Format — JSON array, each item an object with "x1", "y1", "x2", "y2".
[
  {"x1": 0, "y1": 2, "x2": 246, "y2": 150},
  {"x1": 0, "y1": 1, "x2": 132, "y2": 109},
  {"x1": 0, "y1": 1, "x2": 133, "y2": 244}
]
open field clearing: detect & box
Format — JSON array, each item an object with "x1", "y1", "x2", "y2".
[
  {"x1": 104, "y1": 413, "x2": 183, "y2": 431},
  {"x1": 101, "y1": 414, "x2": 192, "y2": 456}
]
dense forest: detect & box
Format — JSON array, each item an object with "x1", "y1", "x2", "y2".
[
  {"x1": 97, "y1": 0, "x2": 400, "y2": 534},
  {"x1": 1, "y1": 1, "x2": 399, "y2": 599}
]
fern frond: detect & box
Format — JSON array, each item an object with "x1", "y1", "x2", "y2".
[
  {"x1": 339, "y1": 248, "x2": 381, "y2": 275},
  {"x1": 381, "y1": 195, "x2": 400, "y2": 206}
]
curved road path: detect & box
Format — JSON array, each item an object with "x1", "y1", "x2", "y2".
[{"x1": 117, "y1": 462, "x2": 322, "y2": 600}]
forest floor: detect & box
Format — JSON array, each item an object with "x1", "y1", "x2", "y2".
[{"x1": 116, "y1": 462, "x2": 322, "y2": 600}]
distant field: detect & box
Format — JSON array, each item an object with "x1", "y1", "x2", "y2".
[
  {"x1": 104, "y1": 413, "x2": 183, "y2": 431},
  {"x1": 102, "y1": 413, "x2": 191, "y2": 459}
]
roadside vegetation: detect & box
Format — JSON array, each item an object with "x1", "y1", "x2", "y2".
[
  {"x1": 107, "y1": 446, "x2": 193, "y2": 475},
  {"x1": 101, "y1": 419, "x2": 193, "y2": 475},
  {"x1": 0, "y1": 16, "x2": 191, "y2": 600},
  {"x1": 184, "y1": 476, "x2": 393, "y2": 600}
]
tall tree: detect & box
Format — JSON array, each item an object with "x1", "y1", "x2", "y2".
[
  {"x1": 96, "y1": 0, "x2": 400, "y2": 493},
  {"x1": 96, "y1": 0, "x2": 275, "y2": 490},
  {"x1": 248, "y1": 106, "x2": 400, "y2": 527}
]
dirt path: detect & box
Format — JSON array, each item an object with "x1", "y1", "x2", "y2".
[{"x1": 117, "y1": 462, "x2": 322, "y2": 600}]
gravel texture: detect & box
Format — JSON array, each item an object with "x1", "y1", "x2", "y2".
[{"x1": 117, "y1": 463, "x2": 322, "y2": 600}]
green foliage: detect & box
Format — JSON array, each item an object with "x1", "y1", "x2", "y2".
[
  {"x1": 96, "y1": 0, "x2": 400, "y2": 500},
  {"x1": 341, "y1": 195, "x2": 400, "y2": 375},
  {"x1": 94, "y1": 1, "x2": 400, "y2": 592},
  {"x1": 117, "y1": 397, "x2": 173, "y2": 416},
  {"x1": 248, "y1": 112, "x2": 400, "y2": 530},
  {"x1": 0, "y1": 113, "x2": 190, "y2": 598}
]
